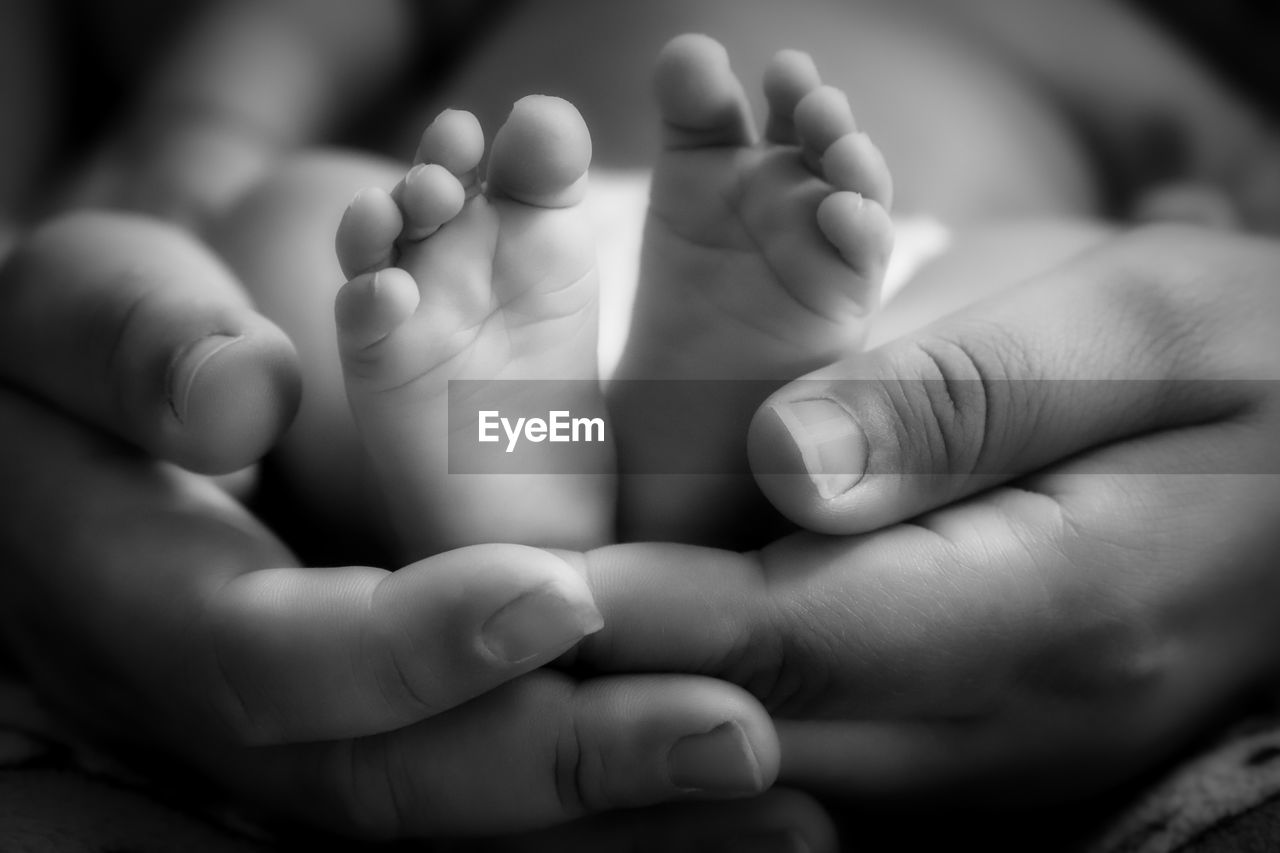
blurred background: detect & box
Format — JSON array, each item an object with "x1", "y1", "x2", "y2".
[{"x1": 1, "y1": 0, "x2": 1274, "y2": 236}]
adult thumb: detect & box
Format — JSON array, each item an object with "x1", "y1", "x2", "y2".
[
  {"x1": 0, "y1": 212, "x2": 299, "y2": 473},
  {"x1": 748, "y1": 227, "x2": 1279, "y2": 533}
]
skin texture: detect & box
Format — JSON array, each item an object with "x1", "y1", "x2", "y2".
[
  {"x1": 0, "y1": 213, "x2": 301, "y2": 474},
  {"x1": 0, "y1": 213, "x2": 783, "y2": 839},
  {"x1": 610, "y1": 36, "x2": 894, "y2": 549},
  {"x1": 5, "y1": 216, "x2": 1280, "y2": 841},
  {"x1": 1, "y1": 1, "x2": 1277, "y2": 843},
  {"x1": 333, "y1": 97, "x2": 614, "y2": 559}
]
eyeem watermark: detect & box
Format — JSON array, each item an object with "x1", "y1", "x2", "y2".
[
  {"x1": 478, "y1": 410, "x2": 605, "y2": 453},
  {"x1": 449, "y1": 380, "x2": 615, "y2": 474},
  {"x1": 450, "y1": 378, "x2": 1280, "y2": 475}
]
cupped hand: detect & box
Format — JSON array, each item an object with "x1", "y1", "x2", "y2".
[
  {"x1": 0, "y1": 212, "x2": 779, "y2": 838},
  {"x1": 573, "y1": 225, "x2": 1280, "y2": 801}
]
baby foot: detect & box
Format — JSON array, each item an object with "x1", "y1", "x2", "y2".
[
  {"x1": 334, "y1": 97, "x2": 614, "y2": 559},
  {"x1": 611, "y1": 34, "x2": 894, "y2": 547}
]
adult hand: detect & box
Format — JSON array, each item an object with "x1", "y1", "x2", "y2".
[
  {"x1": 0, "y1": 213, "x2": 778, "y2": 838},
  {"x1": 571, "y1": 225, "x2": 1280, "y2": 801},
  {"x1": 0, "y1": 212, "x2": 300, "y2": 473}
]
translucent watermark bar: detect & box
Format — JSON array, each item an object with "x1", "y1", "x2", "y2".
[{"x1": 446, "y1": 379, "x2": 1280, "y2": 475}]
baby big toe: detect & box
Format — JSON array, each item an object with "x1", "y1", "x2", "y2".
[{"x1": 487, "y1": 95, "x2": 592, "y2": 209}]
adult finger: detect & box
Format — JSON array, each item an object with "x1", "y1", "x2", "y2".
[
  {"x1": 0, "y1": 384, "x2": 606, "y2": 746},
  {"x1": 486, "y1": 788, "x2": 837, "y2": 853},
  {"x1": 212, "y1": 671, "x2": 778, "y2": 837},
  {"x1": 571, "y1": 532, "x2": 1050, "y2": 720},
  {"x1": 574, "y1": 427, "x2": 1280, "y2": 797},
  {"x1": 0, "y1": 212, "x2": 300, "y2": 473},
  {"x1": 775, "y1": 440, "x2": 1280, "y2": 801},
  {"x1": 577, "y1": 428, "x2": 1280, "y2": 721},
  {"x1": 0, "y1": 382, "x2": 294, "y2": 742},
  {"x1": 747, "y1": 225, "x2": 1280, "y2": 533},
  {"x1": 0, "y1": 390, "x2": 778, "y2": 835},
  {"x1": 204, "y1": 544, "x2": 603, "y2": 744}
]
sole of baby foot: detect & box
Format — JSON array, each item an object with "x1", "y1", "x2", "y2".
[
  {"x1": 612, "y1": 33, "x2": 894, "y2": 548},
  {"x1": 334, "y1": 97, "x2": 615, "y2": 559}
]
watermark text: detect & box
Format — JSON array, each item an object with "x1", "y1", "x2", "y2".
[{"x1": 478, "y1": 410, "x2": 605, "y2": 453}]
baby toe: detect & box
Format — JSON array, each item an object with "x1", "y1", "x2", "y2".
[
  {"x1": 336, "y1": 187, "x2": 403, "y2": 278},
  {"x1": 822, "y1": 131, "x2": 894, "y2": 210},
  {"x1": 653, "y1": 33, "x2": 756, "y2": 149},
  {"x1": 487, "y1": 95, "x2": 592, "y2": 208},
  {"x1": 794, "y1": 86, "x2": 857, "y2": 175},
  {"x1": 398, "y1": 163, "x2": 467, "y2": 242},
  {"x1": 817, "y1": 191, "x2": 894, "y2": 280},
  {"x1": 416, "y1": 109, "x2": 485, "y2": 192},
  {"x1": 763, "y1": 49, "x2": 822, "y2": 145},
  {"x1": 335, "y1": 267, "x2": 420, "y2": 354}
]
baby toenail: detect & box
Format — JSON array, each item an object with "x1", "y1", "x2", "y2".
[{"x1": 770, "y1": 398, "x2": 867, "y2": 499}]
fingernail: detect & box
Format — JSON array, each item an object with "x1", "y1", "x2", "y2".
[
  {"x1": 699, "y1": 829, "x2": 810, "y2": 853},
  {"x1": 480, "y1": 586, "x2": 603, "y2": 665},
  {"x1": 668, "y1": 721, "x2": 764, "y2": 794},
  {"x1": 166, "y1": 333, "x2": 245, "y2": 424},
  {"x1": 771, "y1": 398, "x2": 867, "y2": 499}
]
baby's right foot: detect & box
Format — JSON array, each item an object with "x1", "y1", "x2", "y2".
[
  {"x1": 612, "y1": 34, "x2": 894, "y2": 547},
  {"x1": 334, "y1": 97, "x2": 614, "y2": 559}
]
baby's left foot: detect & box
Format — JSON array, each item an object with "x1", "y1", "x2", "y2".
[
  {"x1": 334, "y1": 97, "x2": 613, "y2": 559},
  {"x1": 612, "y1": 34, "x2": 894, "y2": 547}
]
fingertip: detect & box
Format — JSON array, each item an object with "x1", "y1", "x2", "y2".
[
  {"x1": 662, "y1": 685, "x2": 780, "y2": 798},
  {"x1": 164, "y1": 320, "x2": 301, "y2": 474},
  {"x1": 385, "y1": 543, "x2": 603, "y2": 671},
  {"x1": 749, "y1": 401, "x2": 819, "y2": 526},
  {"x1": 561, "y1": 675, "x2": 778, "y2": 816},
  {"x1": 748, "y1": 396, "x2": 869, "y2": 535},
  {"x1": 1, "y1": 212, "x2": 302, "y2": 476},
  {"x1": 738, "y1": 708, "x2": 782, "y2": 793}
]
